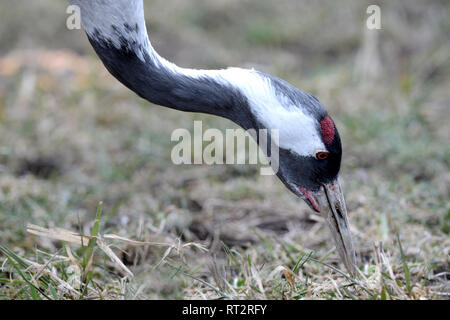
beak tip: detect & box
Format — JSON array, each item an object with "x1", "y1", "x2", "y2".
[{"x1": 317, "y1": 179, "x2": 357, "y2": 278}]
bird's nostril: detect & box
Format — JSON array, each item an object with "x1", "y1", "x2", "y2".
[{"x1": 335, "y1": 205, "x2": 344, "y2": 219}]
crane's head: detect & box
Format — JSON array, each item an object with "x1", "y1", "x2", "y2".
[
  {"x1": 223, "y1": 71, "x2": 357, "y2": 275},
  {"x1": 275, "y1": 113, "x2": 356, "y2": 275},
  {"x1": 251, "y1": 79, "x2": 356, "y2": 275}
]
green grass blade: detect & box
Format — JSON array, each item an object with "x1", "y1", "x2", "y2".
[
  {"x1": 397, "y1": 233, "x2": 411, "y2": 294},
  {"x1": 0, "y1": 245, "x2": 52, "y2": 300},
  {"x1": 82, "y1": 201, "x2": 103, "y2": 270}
]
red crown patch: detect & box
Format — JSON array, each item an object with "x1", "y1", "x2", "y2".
[{"x1": 320, "y1": 116, "x2": 335, "y2": 146}]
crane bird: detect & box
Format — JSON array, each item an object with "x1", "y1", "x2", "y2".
[{"x1": 69, "y1": 0, "x2": 357, "y2": 275}]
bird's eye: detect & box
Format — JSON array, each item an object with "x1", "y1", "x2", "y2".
[{"x1": 316, "y1": 152, "x2": 329, "y2": 160}]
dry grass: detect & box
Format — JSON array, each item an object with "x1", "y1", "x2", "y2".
[{"x1": 0, "y1": 0, "x2": 449, "y2": 300}]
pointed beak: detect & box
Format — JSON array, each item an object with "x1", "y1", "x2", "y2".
[{"x1": 314, "y1": 179, "x2": 356, "y2": 276}]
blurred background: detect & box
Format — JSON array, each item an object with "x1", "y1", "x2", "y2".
[{"x1": 0, "y1": 0, "x2": 448, "y2": 299}]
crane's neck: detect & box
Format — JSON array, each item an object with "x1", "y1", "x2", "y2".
[
  {"x1": 71, "y1": 0, "x2": 261, "y2": 129},
  {"x1": 70, "y1": 0, "x2": 328, "y2": 157}
]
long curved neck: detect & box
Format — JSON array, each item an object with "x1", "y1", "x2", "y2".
[
  {"x1": 71, "y1": 0, "x2": 329, "y2": 158},
  {"x1": 70, "y1": 0, "x2": 264, "y2": 130}
]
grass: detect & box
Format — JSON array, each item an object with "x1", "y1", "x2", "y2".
[
  {"x1": 1, "y1": 203, "x2": 207, "y2": 300},
  {"x1": 0, "y1": 0, "x2": 449, "y2": 299}
]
